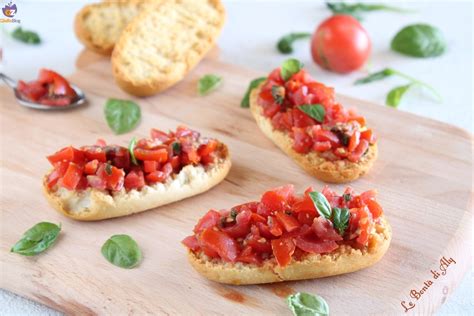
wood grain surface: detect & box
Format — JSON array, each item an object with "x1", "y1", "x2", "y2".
[{"x1": 0, "y1": 50, "x2": 472, "y2": 315}]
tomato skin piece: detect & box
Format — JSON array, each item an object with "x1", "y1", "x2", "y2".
[
  {"x1": 82, "y1": 146, "x2": 107, "y2": 162},
  {"x1": 360, "y1": 189, "x2": 377, "y2": 203},
  {"x1": 194, "y1": 210, "x2": 221, "y2": 233},
  {"x1": 312, "y1": 127, "x2": 340, "y2": 144},
  {"x1": 143, "y1": 160, "x2": 159, "y2": 173},
  {"x1": 310, "y1": 15, "x2": 371, "y2": 73},
  {"x1": 366, "y1": 199, "x2": 383, "y2": 219},
  {"x1": 150, "y1": 128, "x2": 170, "y2": 142},
  {"x1": 313, "y1": 141, "x2": 332, "y2": 152},
  {"x1": 348, "y1": 139, "x2": 369, "y2": 162},
  {"x1": 271, "y1": 237, "x2": 295, "y2": 267},
  {"x1": 197, "y1": 139, "x2": 217, "y2": 157},
  {"x1": 275, "y1": 212, "x2": 300, "y2": 232},
  {"x1": 237, "y1": 245, "x2": 261, "y2": 265},
  {"x1": 294, "y1": 237, "x2": 338, "y2": 254},
  {"x1": 182, "y1": 235, "x2": 200, "y2": 252},
  {"x1": 312, "y1": 216, "x2": 343, "y2": 241},
  {"x1": 145, "y1": 171, "x2": 166, "y2": 184},
  {"x1": 46, "y1": 162, "x2": 69, "y2": 189},
  {"x1": 223, "y1": 210, "x2": 252, "y2": 238},
  {"x1": 17, "y1": 80, "x2": 47, "y2": 101},
  {"x1": 246, "y1": 226, "x2": 272, "y2": 253},
  {"x1": 292, "y1": 127, "x2": 313, "y2": 153},
  {"x1": 360, "y1": 129, "x2": 376, "y2": 144},
  {"x1": 84, "y1": 159, "x2": 99, "y2": 175},
  {"x1": 268, "y1": 216, "x2": 283, "y2": 237},
  {"x1": 261, "y1": 184, "x2": 294, "y2": 212},
  {"x1": 134, "y1": 148, "x2": 168, "y2": 162},
  {"x1": 86, "y1": 175, "x2": 107, "y2": 190},
  {"x1": 124, "y1": 170, "x2": 145, "y2": 190},
  {"x1": 348, "y1": 130, "x2": 361, "y2": 152},
  {"x1": 97, "y1": 163, "x2": 124, "y2": 191},
  {"x1": 61, "y1": 163, "x2": 83, "y2": 190},
  {"x1": 47, "y1": 146, "x2": 85, "y2": 165},
  {"x1": 200, "y1": 228, "x2": 238, "y2": 262}
]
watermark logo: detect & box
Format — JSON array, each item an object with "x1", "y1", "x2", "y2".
[
  {"x1": 2, "y1": 1, "x2": 16, "y2": 17},
  {"x1": 0, "y1": 1, "x2": 20, "y2": 23}
]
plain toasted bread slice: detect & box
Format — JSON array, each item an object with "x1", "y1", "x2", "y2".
[
  {"x1": 111, "y1": 0, "x2": 226, "y2": 96},
  {"x1": 187, "y1": 216, "x2": 391, "y2": 285},
  {"x1": 43, "y1": 144, "x2": 231, "y2": 221},
  {"x1": 249, "y1": 84, "x2": 378, "y2": 183},
  {"x1": 74, "y1": 1, "x2": 151, "y2": 55}
]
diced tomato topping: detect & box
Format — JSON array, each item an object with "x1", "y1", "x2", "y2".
[
  {"x1": 46, "y1": 162, "x2": 69, "y2": 189},
  {"x1": 312, "y1": 216, "x2": 343, "y2": 241},
  {"x1": 150, "y1": 128, "x2": 170, "y2": 142},
  {"x1": 182, "y1": 236, "x2": 200, "y2": 251},
  {"x1": 197, "y1": 139, "x2": 217, "y2": 157},
  {"x1": 124, "y1": 170, "x2": 145, "y2": 190},
  {"x1": 194, "y1": 210, "x2": 221, "y2": 233},
  {"x1": 294, "y1": 237, "x2": 338, "y2": 254},
  {"x1": 275, "y1": 212, "x2": 300, "y2": 232},
  {"x1": 61, "y1": 163, "x2": 83, "y2": 190},
  {"x1": 292, "y1": 127, "x2": 313, "y2": 153},
  {"x1": 348, "y1": 139, "x2": 369, "y2": 162},
  {"x1": 271, "y1": 237, "x2": 295, "y2": 267},
  {"x1": 200, "y1": 228, "x2": 238, "y2": 262},
  {"x1": 146, "y1": 171, "x2": 166, "y2": 184},
  {"x1": 84, "y1": 160, "x2": 99, "y2": 175},
  {"x1": 313, "y1": 141, "x2": 332, "y2": 152},
  {"x1": 348, "y1": 131, "x2": 360, "y2": 152},
  {"x1": 143, "y1": 160, "x2": 159, "y2": 173},
  {"x1": 223, "y1": 210, "x2": 252, "y2": 238},
  {"x1": 47, "y1": 146, "x2": 84, "y2": 165},
  {"x1": 366, "y1": 199, "x2": 383, "y2": 219},
  {"x1": 82, "y1": 146, "x2": 107, "y2": 162},
  {"x1": 261, "y1": 184, "x2": 294, "y2": 212},
  {"x1": 87, "y1": 175, "x2": 106, "y2": 190},
  {"x1": 134, "y1": 148, "x2": 168, "y2": 162}
]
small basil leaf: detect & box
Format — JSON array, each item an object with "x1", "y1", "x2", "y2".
[
  {"x1": 298, "y1": 104, "x2": 325, "y2": 123},
  {"x1": 343, "y1": 193, "x2": 352, "y2": 202},
  {"x1": 128, "y1": 137, "x2": 138, "y2": 165},
  {"x1": 198, "y1": 74, "x2": 222, "y2": 96},
  {"x1": 277, "y1": 32, "x2": 312, "y2": 54},
  {"x1": 391, "y1": 24, "x2": 446, "y2": 58},
  {"x1": 172, "y1": 142, "x2": 181, "y2": 154},
  {"x1": 101, "y1": 234, "x2": 142, "y2": 269},
  {"x1": 287, "y1": 292, "x2": 329, "y2": 316},
  {"x1": 241, "y1": 77, "x2": 266, "y2": 108},
  {"x1": 354, "y1": 68, "x2": 395, "y2": 85},
  {"x1": 386, "y1": 84, "x2": 413, "y2": 108},
  {"x1": 104, "y1": 98, "x2": 141, "y2": 135},
  {"x1": 271, "y1": 85, "x2": 285, "y2": 105},
  {"x1": 327, "y1": 3, "x2": 411, "y2": 21},
  {"x1": 11, "y1": 27, "x2": 41, "y2": 44},
  {"x1": 281, "y1": 58, "x2": 303, "y2": 81},
  {"x1": 332, "y1": 207, "x2": 350, "y2": 235},
  {"x1": 11, "y1": 222, "x2": 61, "y2": 256},
  {"x1": 309, "y1": 192, "x2": 332, "y2": 219}
]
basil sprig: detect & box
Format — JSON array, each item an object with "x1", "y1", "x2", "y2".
[
  {"x1": 355, "y1": 68, "x2": 442, "y2": 108},
  {"x1": 271, "y1": 85, "x2": 285, "y2": 105},
  {"x1": 277, "y1": 32, "x2": 311, "y2": 54},
  {"x1": 391, "y1": 24, "x2": 446, "y2": 58},
  {"x1": 198, "y1": 74, "x2": 222, "y2": 96},
  {"x1": 241, "y1": 77, "x2": 266, "y2": 108},
  {"x1": 309, "y1": 192, "x2": 350, "y2": 235},
  {"x1": 281, "y1": 59, "x2": 303, "y2": 81},
  {"x1": 11, "y1": 222, "x2": 61, "y2": 256},
  {"x1": 287, "y1": 292, "x2": 329, "y2": 316},
  {"x1": 11, "y1": 27, "x2": 41, "y2": 44},
  {"x1": 104, "y1": 98, "x2": 141, "y2": 134},
  {"x1": 128, "y1": 137, "x2": 138, "y2": 165},
  {"x1": 101, "y1": 234, "x2": 142, "y2": 269},
  {"x1": 327, "y1": 2, "x2": 412, "y2": 21},
  {"x1": 298, "y1": 104, "x2": 325, "y2": 123}
]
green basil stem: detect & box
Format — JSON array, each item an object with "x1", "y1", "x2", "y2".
[{"x1": 391, "y1": 70, "x2": 442, "y2": 103}]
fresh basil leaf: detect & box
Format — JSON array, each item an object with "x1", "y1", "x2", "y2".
[
  {"x1": 391, "y1": 24, "x2": 446, "y2": 58},
  {"x1": 128, "y1": 137, "x2": 138, "y2": 165},
  {"x1": 172, "y1": 142, "x2": 181, "y2": 154},
  {"x1": 198, "y1": 74, "x2": 222, "y2": 96},
  {"x1": 309, "y1": 192, "x2": 332, "y2": 219},
  {"x1": 287, "y1": 292, "x2": 329, "y2": 316},
  {"x1": 104, "y1": 98, "x2": 141, "y2": 135},
  {"x1": 332, "y1": 207, "x2": 350, "y2": 235},
  {"x1": 327, "y1": 2, "x2": 411, "y2": 21},
  {"x1": 386, "y1": 84, "x2": 413, "y2": 108},
  {"x1": 298, "y1": 104, "x2": 325, "y2": 123},
  {"x1": 281, "y1": 58, "x2": 303, "y2": 81},
  {"x1": 354, "y1": 68, "x2": 395, "y2": 85},
  {"x1": 105, "y1": 163, "x2": 112, "y2": 175},
  {"x1": 241, "y1": 77, "x2": 266, "y2": 108},
  {"x1": 230, "y1": 208, "x2": 238, "y2": 221},
  {"x1": 11, "y1": 27, "x2": 41, "y2": 44},
  {"x1": 11, "y1": 222, "x2": 61, "y2": 256},
  {"x1": 277, "y1": 32, "x2": 312, "y2": 54},
  {"x1": 101, "y1": 234, "x2": 142, "y2": 269},
  {"x1": 342, "y1": 193, "x2": 351, "y2": 202},
  {"x1": 271, "y1": 85, "x2": 285, "y2": 105}
]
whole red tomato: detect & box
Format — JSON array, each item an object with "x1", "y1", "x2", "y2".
[{"x1": 311, "y1": 15, "x2": 371, "y2": 73}]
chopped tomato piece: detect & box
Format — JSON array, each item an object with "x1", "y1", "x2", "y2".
[
  {"x1": 246, "y1": 226, "x2": 272, "y2": 253},
  {"x1": 61, "y1": 163, "x2": 83, "y2": 190},
  {"x1": 348, "y1": 130, "x2": 360, "y2": 152},
  {"x1": 143, "y1": 160, "x2": 159, "y2": 173},
  {"x1": 146, "y1": 171, "x2": 166, "y2": 184},
  {"x1": 271, "y1": 237, "x2": 295, "y2": 267},
  {"x1": 360, "y1": 189, "x2": 377, "y2": 203},
  {"x1": 194, "y1": 210, "x2": 221, "y2": 233},
  {"x1": 312, "y1": 216, "x2": 343, "y2": 241},
  {"x1": 275, "y1": 212, "x2": 300, "y2": 232},
  {"x1": 150, "y1": 128, "x2": 170, "y2": 142},
  {"x1": 47, "y1": 146, "x2": 84, "y2": 165},
  {"x1": 46, "y1": 162, "x2": 69, "y2": 189},
  {"x1": 97, "y1": 163, "x2": 124, "y2": 191},
  {"x1": 313, "y1": 141, "x2": 332, "y2": 152},
  {"x1": 182, "y1": 235, "x2": 200, "y2": 252},
  {"x1": 200, "y1": 228, "x2": 238, "y2": 262},
  {"x1": 237, "y1": 245, "x2": 261, "y2": 264},
  {"x1": 366, "y1": 199, "x2": 383, "y2": 219},
  {"x1": 294, "y1": 237, "x2": 338, "y2": 254},
  {"x1": 134, "y1": 148, "x2": 168, "y2": 162},
  {"x1": 261, "y1": 184, "x2": 294, "y2": 212},
  {"x1": 86, "y1": 175, "x2": 106, "y2": 190},
  {"x1": 124, "y1": 170, "x2": 145, "y2": 190},
  {"x1": 312, "y1": 128, "x2": 339, "y2": 144},
  {"x1": 292, "y1": 127, "x2": 313, "y2": 153},
  {"x1": 84, "y1": 159, "x2": 99, "y2": 175},
  {"x1": 197, "y1": 139, "x2": 217, "y2": 157},
  {"x1": 17, "y1": 80, "x2": 47, "y2": 101},
  {"x1": 348, "y1": 139, "x2": 369, "y2": 162},
  {"x1": 268, "y1": 216, "x2": 283, "y2": 237},
  {"x1": 223, "y1": 210, "x2": 252, "y2": 238},
  {"x1": 82, "y1": 146, "x2": 107, "y2": 162},
  {"x1": 355, "y1": 207, "x2": 372, "y2": 246}
]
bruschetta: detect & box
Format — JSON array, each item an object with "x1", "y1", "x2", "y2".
[
  {"x1": 183, "y1": 184, "x2": 391, "y2": 285},
  {"x1": 43, "y1": 126, "x2": 231, "y2": 221},
  {"x1": 249, "y1": 59, "x2": 377, "y2": 183}
]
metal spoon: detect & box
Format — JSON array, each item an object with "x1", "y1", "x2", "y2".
[{"x1": 0, "y1": 72, "x2": 87, "y2": 110}]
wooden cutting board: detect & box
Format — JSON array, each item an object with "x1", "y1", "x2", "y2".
[{"x1": 0, "y1": 50, "x2": 472, "y2": 315}]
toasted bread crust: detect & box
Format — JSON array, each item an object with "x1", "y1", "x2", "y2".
[
  {"x1": 43, "y1": 145, "x2": 231, "y2": 221},
  {"x1": 249, "y1": 84, "x2": 377, "y2": 183},
  {"x1": 74, "y1": 1, "x2": 148, "y2": 55},
  {"x1": 111, "y1": 0, "x2": 226, "y2": 96},
  {"x1": 187, "y1": 217, "x2": 391, "y2": 285}
]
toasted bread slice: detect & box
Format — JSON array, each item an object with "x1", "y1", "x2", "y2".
[
  {"x1": 43, "y1": 144, "x2": 231, "y2": 221},
  {"x1": 74, "y1": 1, "x2": 151, "y2": 55},
  {"x1": 111, "y1": 0, "x2": 226, "y2": 96},
  {"x1": 187, "y1": 216, "x2": 391, "y2": 285},
  {"x1": 249, "y1": 84, "x2": 377, "y2": 183}
]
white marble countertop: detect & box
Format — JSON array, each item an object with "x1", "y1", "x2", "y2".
[{"x1": 1, "y1": 0, "x2": 472, "y2": 315}]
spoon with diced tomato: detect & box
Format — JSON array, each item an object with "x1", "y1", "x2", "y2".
[{"x1": 0, "y1": 69, "x2": 86, "y2": 110}]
